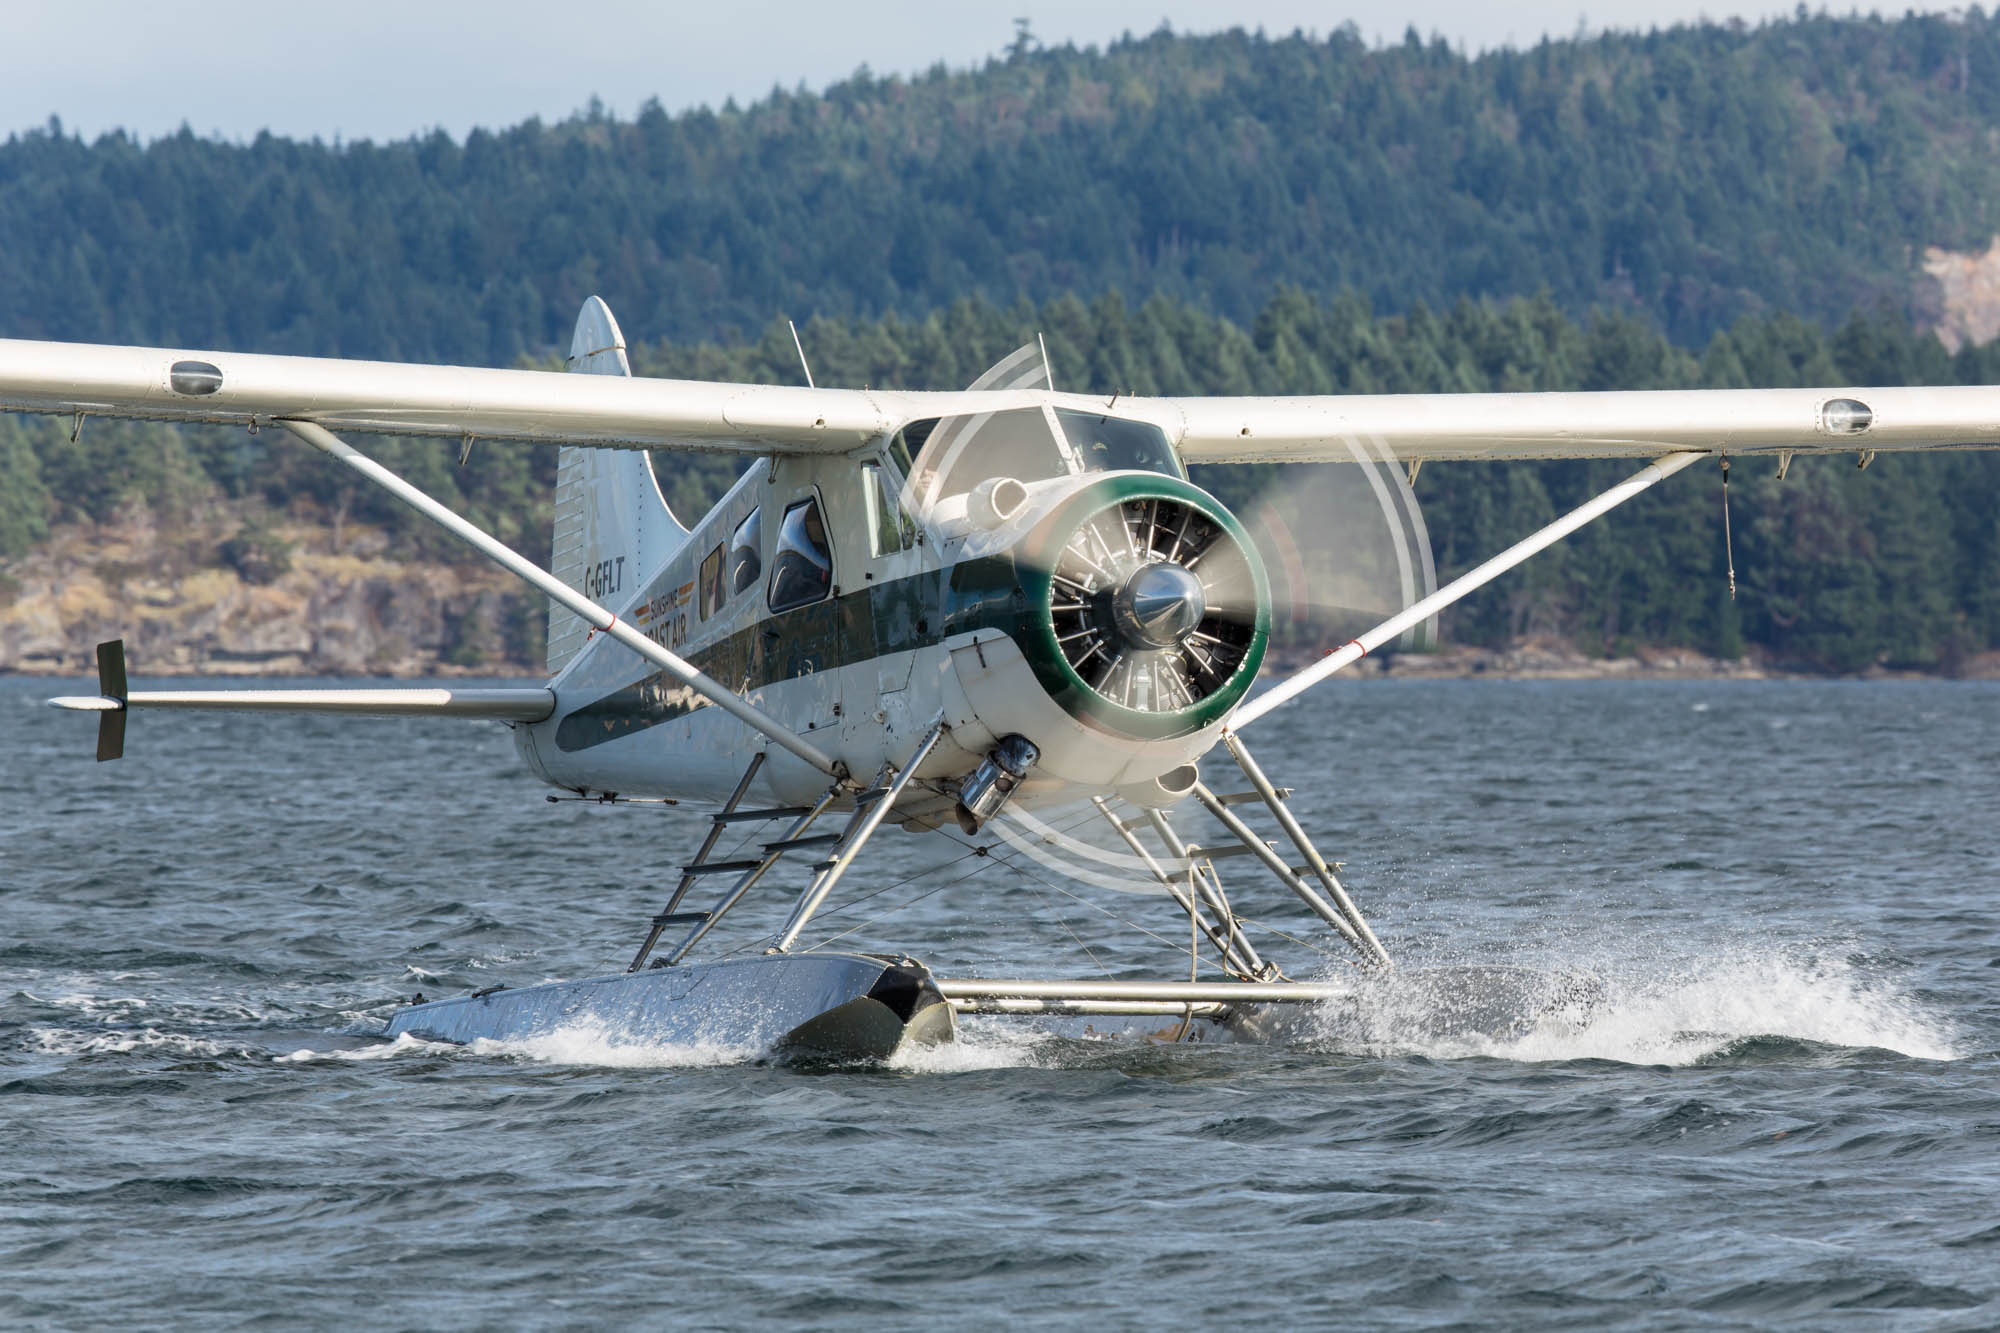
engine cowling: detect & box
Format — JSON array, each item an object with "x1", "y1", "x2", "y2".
[{"x1": 940, "y1": 473, "x2": 1269, "y2": 788}]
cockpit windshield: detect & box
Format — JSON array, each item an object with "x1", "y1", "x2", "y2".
[
  {"x1": 901, "y1": 408, "x2": 1066, "y2": 516},
  {"x1": 1054, "y1": 410, "x2": 1184, "y2": 477},
  {"x1": 898, "y1": 407, "x2": 1183, "y2": 519}
]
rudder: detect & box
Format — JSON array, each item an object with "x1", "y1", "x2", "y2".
[{"x1": 546, "y1": 297, "x2": 689, "y2": 675}]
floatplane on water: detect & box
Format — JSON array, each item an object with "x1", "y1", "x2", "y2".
[{"x1": 8, "y1": 297, "x2": 1996, "y2": 1058}]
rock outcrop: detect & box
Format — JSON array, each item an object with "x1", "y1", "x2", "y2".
[
  {"x1": 1920, "y1": 237, "x2": 2000, "y2": 353},
  {"x1": 0, "y1": 510, "x2": 543, "y2": 677}
]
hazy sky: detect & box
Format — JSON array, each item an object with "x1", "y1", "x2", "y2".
[{"x1": 4, "y1": 2, "x2": 1927, "y2": 145}]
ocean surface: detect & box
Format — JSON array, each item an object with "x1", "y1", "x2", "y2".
[{"x1": 4, "y1": 675, "x2": 1998, "y2": 1330}]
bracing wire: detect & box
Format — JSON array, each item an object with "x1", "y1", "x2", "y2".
[
  {"x1": 1022, "y1": 880, "x2": 1111, "y2": 975},
  {"x1": 801, "y1": 844, "x2": 996, "y2": 951},
  {"x1": 971, "y1": 834, "x2": 1233, "y2": 970}
]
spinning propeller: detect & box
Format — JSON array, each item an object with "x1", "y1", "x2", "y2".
[
  {"x1": 902, "y1": 344, "x2": 1439, "y2": 896},
  {"x1": 899, "y1": 343, "x2": 1437, "y2": 731}
]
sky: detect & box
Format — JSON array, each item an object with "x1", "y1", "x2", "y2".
[{"x1": 2, "y1": 2, "x2": 1934, "y2": 145}]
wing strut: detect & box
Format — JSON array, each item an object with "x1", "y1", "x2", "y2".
[
  {"x1": 1230, "y1": 450, "x2": 1707, "y2": 731},
  {"x1": 279, "y1": 419, "x2": 844, "y2": 779},
  {"x1": 770, "y1": 717, "x2": 949, "y2": 952}
]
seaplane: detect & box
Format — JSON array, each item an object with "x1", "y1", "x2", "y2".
[{"x1": 6, "y1": 296, "x2": 1995, "y2": 1059}]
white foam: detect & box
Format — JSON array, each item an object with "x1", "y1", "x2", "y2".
[
  {"x1": 275, "y1": 1019, "x2": 1054, "y2": 1073},
  {"x1": 887, "y1": 1021, "x2": 1058, "y2": 1073},
  {"x1": 1309, "y1": 941, "x2": 1961, "y2": 1066},
  {"x1": 276, "y1": 1032, "x2": 458, "y2": 1063},
  {"x1": 41, "y1": 990, "x2": 151, "y2": 1018},
  {"x1": 33, "y1": 1026, "x2": 248, "y2": 1059},
  {"x1": 466, "y1": 1020, "x2": 761, "y2": 1069},
  {"x1": 272, "y1": 1023, "x2": 758, "y2": 1068}
]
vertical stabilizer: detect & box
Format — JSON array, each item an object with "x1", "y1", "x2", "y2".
[{"x1": 546, "y1": 297, "x2": 689, "y2": 675}]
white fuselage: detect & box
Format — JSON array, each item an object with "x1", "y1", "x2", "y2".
[{"x1": 512, "y1": 448, "x2": 1236, "y2": 817}]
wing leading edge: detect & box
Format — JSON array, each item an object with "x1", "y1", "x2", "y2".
[
  {"x1": 1159, "y1": 386, "x2": 2000, "y2": 462},
  {"x1": 7, "y1": 333, "x2": 2000, "y2": 463},
  {"x1": 0, "y1": 335, "x2": 895, "y2": 454}
]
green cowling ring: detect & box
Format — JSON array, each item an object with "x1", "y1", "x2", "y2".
[{"x1": 1011, "y1": 473, "x2": 1270, "y2": 741}]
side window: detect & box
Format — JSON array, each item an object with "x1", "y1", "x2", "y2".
[
  {"x1": 698, "y1": 544, "x2": 726, "y2": 619},
  {"x1": 862, "y1": 462, "x2": 917, "y2": 557},
  {"x1": 728, "y1": 508, "x2": 762, "y2": 596},
  {"x1": 767, "y1": 498, "x2": 834, "y2": 613},
  {"x1": 887, "y1": 422, "x2": 928, "y2": 477}
]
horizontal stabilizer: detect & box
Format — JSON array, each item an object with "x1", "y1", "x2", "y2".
[{"x1": 49, "y1": 687, "x2": 554, "y2": 721}]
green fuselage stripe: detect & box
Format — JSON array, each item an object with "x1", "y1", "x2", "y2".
[
  {"x1": 553, "y1": 475, "x2": 1267, "y2": 753},
  {"x1": 555, "y1": 568, "x2": 975, "y2": 752}
]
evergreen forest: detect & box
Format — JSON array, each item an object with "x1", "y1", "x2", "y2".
[
  {"x1": 8, "y1": 11, "x2": 2000, "y2": 355},
  {"x1": 5, "y1": 12, "x2": 2000, "y2": 671}
]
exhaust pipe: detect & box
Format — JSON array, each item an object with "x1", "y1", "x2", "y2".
[{"x1": 954, "y1": 734, "x2": 1039, "y2": 832}]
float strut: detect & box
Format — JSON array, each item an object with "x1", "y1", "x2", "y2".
[
  {"x1": 1222, "y1": 733, "x2": 1390, "y2": 967},
  {"x1": 770, "y1": 719, "x2": 947, "y2": 952},
  {"x1": 1190, "y1": 780, "x2": 1370, "y2": 960},
  {"x1": 1093, "y1": 797, "x2": 1261, "y2": 979},
  {"x1": 665, "y1": 786, "x2": 842, "y2": 966}
]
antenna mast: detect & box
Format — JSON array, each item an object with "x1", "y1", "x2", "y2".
[{"x1": 788, "y1": 319, "x2": 816, "y2": 389}]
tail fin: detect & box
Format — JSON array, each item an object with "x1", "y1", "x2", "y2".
[{"x1": 546, "y1": 297, "x2": 689, "y2": 675}]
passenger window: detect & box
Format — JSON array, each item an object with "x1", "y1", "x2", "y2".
[
  {"x1": 728, "y1": 508, "x2": 762, "y2": 595},
  {"x1": 698, "y1": 544, "x2": 726, "y2": 619},
  {"x1": 863, "y1": 462, "x2": 917, "y2": 557},
  {"x1": 767, "y1": 498, "x2": 834, "y2": 613}
]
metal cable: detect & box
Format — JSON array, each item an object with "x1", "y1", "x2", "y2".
[
  {"x1": 801, "y1": 846, "x2": 995, "y2": 950},
  {"x1": 976, "y1": 836, "x2": 1234, "y2": 973}
]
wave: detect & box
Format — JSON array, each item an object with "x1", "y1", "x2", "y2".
[{"x1": 274, "y1": 1032, "x2": 458, "y2": 1063}]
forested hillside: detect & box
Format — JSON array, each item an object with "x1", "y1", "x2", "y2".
[
  {"x1": 7, "y1": 13, "x2": 2000, "y2": 673},
  {"x1": 7, "y1": 12, "x2": 2000, "y2": 359},
  {"x1": 6, "y1": 291, "x2": 1995, "y2": 672}
]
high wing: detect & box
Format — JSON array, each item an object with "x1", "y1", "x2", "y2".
[
  {"x1": 0, "y1": 335, "x2": 895, "y2": 454},
  {"x1": 5, "y1": 333, "x2": 2000, "y2": 461},
  {"x1": 0, "y1": 335, "x2": 1103, "y2": 456},
  {"x1": 1156, "y1": 387, "x2": 2000, "y2": 462}
]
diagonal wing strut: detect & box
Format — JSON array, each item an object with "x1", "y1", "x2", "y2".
[
  {"x1": 280, "y1": 420, "x2": 845, "y2": 780},
  {"x1": 1229, "y1": 450, "x2": 1707, "y2": 731}
]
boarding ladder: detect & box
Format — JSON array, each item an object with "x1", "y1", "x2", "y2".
[{"x1": 625, "y1": 720, "x2": 946, "y2": 970}]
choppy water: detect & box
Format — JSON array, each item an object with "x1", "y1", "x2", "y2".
[{"x1": 4, "y1": 676, "x2": 1998, "y2": 1329}]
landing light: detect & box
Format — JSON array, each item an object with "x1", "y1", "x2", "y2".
[
  {"x1": 1819, "y1": 397, "x2": 1873, "y2": 436},
  {"x1": 168, "y1": 360, "x2": 223, "y2": 396}
]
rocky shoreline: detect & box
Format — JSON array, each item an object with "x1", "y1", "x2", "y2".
[{"x1": 1, "y1": 511, "x2": 542, "y2": 679}]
